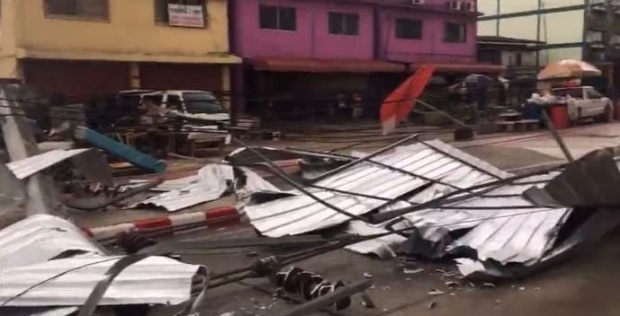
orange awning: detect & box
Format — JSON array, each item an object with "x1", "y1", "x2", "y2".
[
  {"x1": 411, "y1": 63, "x2": 505, "y2": 74},
  {"x1": 252, "y1": 57, "x2": 406, "y2": 73}
]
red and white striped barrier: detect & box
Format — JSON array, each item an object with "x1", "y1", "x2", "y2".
[{"x1": 82, "y1": 206, "x2": 240, "y2": 241}]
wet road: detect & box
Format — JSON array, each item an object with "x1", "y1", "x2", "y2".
[{"x1": 183, "y1": 222, "x2": 620, "y2": 316}]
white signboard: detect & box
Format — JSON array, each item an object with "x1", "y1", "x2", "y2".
[{"x1": 168, "y1": 4, "x2": 205, "y2": 28}]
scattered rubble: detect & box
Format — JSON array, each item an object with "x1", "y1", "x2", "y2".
[{"x1": 2, "y1": 90, "x2": 619, "y2": 315}]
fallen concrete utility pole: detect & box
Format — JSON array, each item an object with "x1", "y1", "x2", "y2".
[{"x1": 0, "y1": 84, "x2": 58, "y2": 216}]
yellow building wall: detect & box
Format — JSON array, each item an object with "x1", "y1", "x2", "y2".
[{"x1": 13, "y1": 0, "x2": 238, "y2": 64}]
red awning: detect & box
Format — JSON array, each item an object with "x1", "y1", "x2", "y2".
[
  {"x1": 411, "y1": 63, "x2": 505, "y2": 74},
  {"x1": 252, "y1": 57, "x2": 406, "y2": 73}
]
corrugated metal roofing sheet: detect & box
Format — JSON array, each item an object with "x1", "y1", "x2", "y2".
[
  {"x1": 241, "y1": 139, "x2": 574, "y2": 276},
  {"x1": 6, "y1": 149, "x2": 90, "y2": 180},
  {"x1": 2, "y1": 306, "x2": 79, "y2": 316},
  {"x1": 0, "y1": 214, "x2": 103, "y2": 270},
  {"x1": 0, "y1": 255, "x2": 205, "y2": 307},
  {"x1": 129, "y1": 175, "x2": 200, "y2": 192},
  {"x1": 133, "y1": 164, "x2": 233, "y2": 212},
  {"x1": 131, "y1": 164, "x2": 280, "y2": 212},
  {"x1": 0, "y1": 215, "x2": 206, "y2": 308},
  {"x1": 347, "y1": 173, "x2": 570, "y2": 267},
  {"x1": 244, "y1": 140, "x2": 508, "y2": 237}
]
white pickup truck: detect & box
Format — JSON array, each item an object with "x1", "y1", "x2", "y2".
[{"x1": 552, "y1": 86, "x2": 613, "y2": 122}]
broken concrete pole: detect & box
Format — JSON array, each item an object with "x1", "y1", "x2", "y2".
[{"x1": 0, "y1": 84, "x2": 60, "y2": 216}]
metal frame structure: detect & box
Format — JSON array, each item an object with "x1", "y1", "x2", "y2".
[{"x1": 478, "y1": 0, "x2": 593, "y2": 65}]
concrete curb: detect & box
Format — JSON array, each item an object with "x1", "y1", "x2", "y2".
[{"x1": 82, "y1": 206, "x2": 240, "y2": 241}]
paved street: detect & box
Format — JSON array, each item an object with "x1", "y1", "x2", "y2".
[
  {"x1": 145, "y1": 125, "x2": 620, "y2": 316},
  {"x1": 187, "y1": 226, "x2": 620, "y2": 316},
  {"x1": 68, "y1": 123, "x2": 620, "y2": 316}
]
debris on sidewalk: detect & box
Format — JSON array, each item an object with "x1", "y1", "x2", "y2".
[
  {"x1": 428, "y1": 289, "x2": 445, "y2": 296},
  {"x1": 0, "y1": 215, "x2": 207, "y2": 315},
  {"x1": 3, "y1": 93, "x2": 620, "y2": 315},
  {"x1": 239, "y1": 138, "x2": 620, "y2": 280},
  {"x1": 129, "y1": 163, "x2": 281, "y2": 212}
]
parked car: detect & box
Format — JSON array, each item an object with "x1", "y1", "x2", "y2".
[{"x1": 552, "y1": 86, "x2": 613, "y2": 122}]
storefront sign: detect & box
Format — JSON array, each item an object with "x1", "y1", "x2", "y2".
[{"x1": 168, "y1": 4, "x2": 205, "y2": 28}]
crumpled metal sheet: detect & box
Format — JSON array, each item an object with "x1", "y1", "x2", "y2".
[
  {"x1": 2, "y1": 306, "x2": 79, "y2": 316},
  {"x1": 6, "y1": 148, "x2": 90, "y2": 180},
  {"x1": 447, "y1": 176, "x2": 569, "y2": 264},
  {"x1": 0, "y1": 214, "x2": 103, "y2": 270},
  {"x1": 237, "y1": 166, "x2": 282, "y2": 196},
  {"x1": 132, "y1": 164, "x2": 234, "y2": 212},
  {"x1": 131, "y1": 164, "x2": 280, "y2": 212},
  {"x1": 244, "y1": 140, "x2": 507, "y2": 237},
  {"x1": 0, "y1": 255, "x2": 205, "y2": 307},
  {"x1": 456, "y1": 207, "x2": 620, "y2": 279},
  {"x1": 128, "y1": 175, "x2": 200, "y2": 192},
  {"x1": 524, "y1": 148, "x2": 620, "y2": 208},
  {"x1": 347, "y1": 169, "x2": 569, "y2": 269},
  {"x1": 0, "y1": 214, "x2": 206, "y2": 308}
]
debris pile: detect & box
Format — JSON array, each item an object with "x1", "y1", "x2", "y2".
[
  {"x1": 0, "y1": 215, "x2": 207, "y2": 316},
  {"x1": 1, "y1": 82, "x2": 620, "y2": 315},
  {"x1": 239, "y1": 139, "x2": 620, "y2": 280}
]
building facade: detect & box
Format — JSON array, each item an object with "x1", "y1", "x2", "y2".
[
  {"x1": 0, "y1": 0, "x2": 240, "y2": 100},
  {"x1": 230, "y1": 0, "x2": 500, "y2": 118}
]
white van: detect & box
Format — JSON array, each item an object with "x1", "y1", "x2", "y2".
[{"x1": 119, "y1": 89, "x2": 231, "y2": 143}]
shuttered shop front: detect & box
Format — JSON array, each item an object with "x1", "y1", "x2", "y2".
[
  {"x1": 139, "y1": 63, "x2": 222, "y2": 93},
  {"x1": 23, "y1": 60, "x2": 130, "y2": 100}
]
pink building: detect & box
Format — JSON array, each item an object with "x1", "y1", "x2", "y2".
[{"x1": 229, "y1": 0, "x2": 502, "y2": 119}]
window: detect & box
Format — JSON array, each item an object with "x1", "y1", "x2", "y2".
[
  {"x1": 44, "y1": 0, "x2": 109, "y2": 19},
  {"x1": 586, "y1": 88, "x2": 603, "y2": 99},
  {"x1": 259, "y1": 5, "x2": 296, "y2": 31},
  {"x1": 515, "y1": 53, "x2": 523, "y2": 67},
  {"x1": 154, "y1": 0, "x2": 206, "y2": 26},
  {"x1": 444, "y1": 22, "x2": 467, "y2": 43},
  {"x1": 328, "y1": 12, "x2": 359, "y2": 36},
  {"x1": 167, "y1": 95, "x2": 183, "y2": 111},
  {"x1": 554, "y1": 88, "x2": 583, "y2": 98},
  {"x1": 395, "y1": 18, "x2": 422, "y2": 40},
  {"x1": 183, "y1": 92, "x2": 225, "y2": 114}
]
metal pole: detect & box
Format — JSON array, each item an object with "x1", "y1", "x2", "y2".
[
  {"x1": 416, "y1": 99, "x2": 468, "y2": 128},
  {"x1": 604, "y1": 0, "x2": 615, "y2": 62},
  {"x1": 496, "y1": 0, "x2": 501, "y2": 36},
  {"x1": 603, "y1": 0, "x2": 618, "y2": 100},
  {"x1": 541, "y1": 110, "x2": 574, "y2": 162},
  {"x1": 308, "y1": 133, "x2": 419, "y2": 183},
  {"x1": 536, "y1": 0, "x2": 542, "y2": 69}
]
